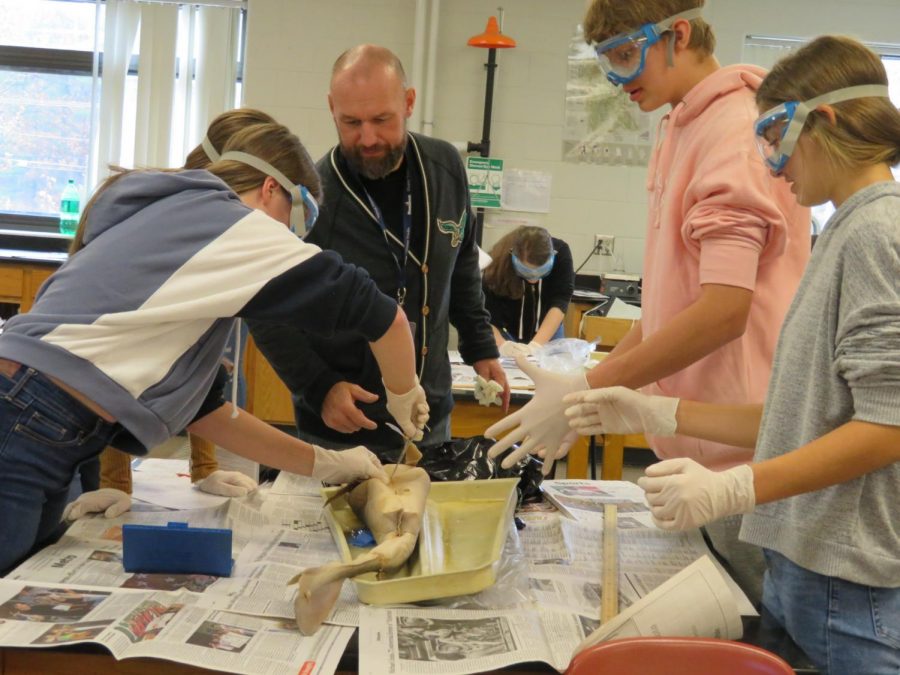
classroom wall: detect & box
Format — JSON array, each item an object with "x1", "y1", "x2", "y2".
[{"x1": 243, "y1": 0, "x2": 900, "y2": 277}]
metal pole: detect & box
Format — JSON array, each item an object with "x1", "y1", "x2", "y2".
[{"x1": 469, "y1": 47, "x2": 498, "y2": 245}]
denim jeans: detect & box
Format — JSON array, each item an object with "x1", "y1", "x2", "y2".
[
  {"x1": 762, "y1": 548, "x2": 900, "y2": 675},
  {"x1": 0, "y1": 365, "x2": 117, "y2": 573}
]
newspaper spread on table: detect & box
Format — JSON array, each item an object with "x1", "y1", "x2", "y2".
[
  {"x1": 4, "y1": 468, "x2": 752, "y2": 674},
  {"x1": 0, "y1": 577, "x2": 352, "y2": 675}
]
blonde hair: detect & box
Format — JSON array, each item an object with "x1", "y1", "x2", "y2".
[
  {"x1": 583, "y1": 0, "x2": 714, "y2": 56},
  {"x1": 757, "y1": 35, "x2": 900, "y2": 169},
  {"x1": 71, "y1": 122, "x2": 322, "y2": 254},
  {"x1": 207, "y1": 122, "x2": 321, "y2": 199},
  {"x1": 483, "y1": 226, "x2": 553, "y2": 300},
  {"x1": 184, "y1": 108, "x2": 276, "y2": 169}
]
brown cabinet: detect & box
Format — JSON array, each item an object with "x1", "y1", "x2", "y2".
[
  {"x1": 243, "y1": 337, "x2": 295, "y2": 425},
  {"x1": 0, "y1": 261, "x2": 56, "y2": 313}
]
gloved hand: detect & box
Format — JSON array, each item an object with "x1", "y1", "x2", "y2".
[
  {"x1": 563, "y1": 386, "x2": 679, "y2": 437},
  {"x1": 62, "y1": 488, "x2": 132, "y2": 521},
  {"x1": 499, "y1": 340, "x2": 531, "y2": 358},
  {"x1": 384, "y1": 378, "x2": 429, "y2": 441},
  {"x1": 637, "y1": 458, "x2": 756, "y2": 530},
  {"x1": 195, "y1": 470, "x2": 258, "y2": 497},
  {"x1": 486, "y1": 355, "x2": 589, "y2": 475},
  {"x1": 526, "y1": 340, "x2": 542, "y2": 353},
  {"x1": 474, "y1": 375, "x2": 503, "y2": 407},
  {"x1": 311, "y1": 445, "x2": 389, "y2": 484}
]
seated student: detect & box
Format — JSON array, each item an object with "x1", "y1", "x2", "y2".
[
  {"x1": 0, "y1": 120, "x2": 428, "y2": 573},
  {"x1": 88, "y1": 109, "x2": 278, "y2": 512},
  {"x1": 564, "y1": 35, "x2": 900, "y2": 675},
  {"x1": 482, "y1": 226, "x2": 574, "y2": 357}
]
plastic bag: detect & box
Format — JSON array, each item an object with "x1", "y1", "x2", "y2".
[
  {"x1": 418, "y1": 436, "x2": 544, "y2": 505},
  {"x1": 534, "y1": 337, "x2": 595, "y2": 373}
]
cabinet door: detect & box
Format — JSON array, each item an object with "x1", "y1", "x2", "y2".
[
  {"x1": 22, "y1": 268, "x2": 55, "y2": 312},
  {"x1": 243, "y1": 337, "x2": 295, "y2": 426}
]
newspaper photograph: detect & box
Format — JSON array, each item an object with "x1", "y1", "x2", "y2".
[
  {"x1": 0, "y1": 578, "x2": 352, "y2": 675},
  {"x1": 358, "y1": 556, "x2": 741, "y2": 675},
  {"x1": 358, "y1": 605, "x2": 584, "y2": 674}
]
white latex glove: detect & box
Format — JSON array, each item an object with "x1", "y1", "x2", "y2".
[
  {"x1": 195, "y1": 470, "x2": 258, "y2": 497},
  {"x1": 526, "y1": 340, "x2": 542, "y2": 353},
  {"x1": 62, "y1": 488, "x2": 132, "y2": 521},
  {"x1": 563, "y1": 386, "x2": 679, "y2": 437},
  {"x1": 485, "y1": 355, "x2": 589, "y2": 475},
  {"x1": 474, "y1": 375, "x2": 503, "y2": 407},
  {"x1": 383, "y1": 378, "x2": 429, "y2": 441},
  {"x1": 499, "y1": 340, "x2": 531, "y2": 358},
  {"x1": 311, "y1": 445, "x2": 389, "y2": 484},
  {"x1": 637, "y1": 458, "x2": 756, "y2": 530}
]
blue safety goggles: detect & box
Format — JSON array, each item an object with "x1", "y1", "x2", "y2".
[
  {"x1": 512, "y1": 251, "x2": 555, "y2": 281},
  {"x1": 592, "y1": 7, "x2": 702, "y2": 86},
  {"x1": 754, "y1": 84, "x2": 891, "y2": 174},
  {"x1": 295, "y1": 185, "x2": 319, "y2": 233},
  {"x1": 220, "y1": 150, "x2": 318, "y2": 233}
]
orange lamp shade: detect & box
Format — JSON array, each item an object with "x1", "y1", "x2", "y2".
[{"x1": 467, "y1": 16, "x2": 516, "y2": 49}]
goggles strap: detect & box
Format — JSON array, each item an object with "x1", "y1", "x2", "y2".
[
  {"x1": 220, "y1": 150, "x2": 306, "y2": 231},
  {"x1": 201, "y1": 136, "x2": 220, "y2": 162},
  {"x1": 805, "y1": 83, "x2": 891, "y2": 109},
  {"x1": 780, "y1": 84, "x2": 891, "y2": 152},
  {"x1": 653, "y1": 6, "x2": 703, "y2": 33},
  {"x1": 656, "y1": 7, "x2": 703, "y2": 67}
]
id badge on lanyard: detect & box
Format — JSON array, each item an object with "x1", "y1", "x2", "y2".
[{"x1": 362, "y1": 174, "x2": 413, "y2": 307}]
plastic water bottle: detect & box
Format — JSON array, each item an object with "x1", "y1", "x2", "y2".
[{"x1": 59, "y1": 179, "x2": 81, "y2": 237}]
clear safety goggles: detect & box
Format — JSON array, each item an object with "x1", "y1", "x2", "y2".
[
  {"x1": 219, "y1": 150, "x2": 319, "y2": 233},
  {"x1": 592, "y1": 7, "x2": 703, "y2": 86},
  {"x1": 511, "y1": 251, "x2": 556, "y2": 281},
  {"x1": 754, "y1": 84, "x2": 891, "y2": 174}
]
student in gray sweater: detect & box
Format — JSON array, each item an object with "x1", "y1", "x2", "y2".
[{"x1": 563, "y1": 36, "x2": 899, "y2": 675}]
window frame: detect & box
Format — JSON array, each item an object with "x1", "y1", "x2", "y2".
[
  {"x1": 0, "y1": 43, "x2": 98, "y2": 232},
  {"x1": 0, "y1": 2, "x2": 247, "y2": 235}
]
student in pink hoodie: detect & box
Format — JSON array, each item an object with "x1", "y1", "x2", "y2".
[{"x1": 487, "y1": 0, "x2": 810, "y2": 601}]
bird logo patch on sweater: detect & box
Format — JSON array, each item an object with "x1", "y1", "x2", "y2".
[{"x1": 437, "y1": 210, "x2": 466, "y2": 248}]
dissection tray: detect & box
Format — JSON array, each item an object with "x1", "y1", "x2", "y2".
[{"x1": 320, "y1": 477, "x2": 518, "y2": 605}]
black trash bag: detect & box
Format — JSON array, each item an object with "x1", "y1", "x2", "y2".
[{"x1": 418, "y1": 436, "x2": 544, "y2": 505}]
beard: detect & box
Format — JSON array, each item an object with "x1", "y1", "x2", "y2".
[{"x1": 342, "y1": 135, "x2": 407, "y2": 180}]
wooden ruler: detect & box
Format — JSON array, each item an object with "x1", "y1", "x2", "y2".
[{"x1": 601, "y1": 503, "x2": 619, "y2": 622}]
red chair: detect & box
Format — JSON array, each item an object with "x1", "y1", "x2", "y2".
[{"x1": 565, "y1": 637, "x2": 795, "y2": 675}]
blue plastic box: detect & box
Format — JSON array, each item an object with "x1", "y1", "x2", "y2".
[{"x1": 122, "y1": 522, "x2": 233, "y2": 577}]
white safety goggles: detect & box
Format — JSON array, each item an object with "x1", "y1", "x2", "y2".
[
  {"x1": 220, "y1": 150, "x2": 319, "y2": 233},
  {"x1": 592, "y1": 7, "x2": 702, "y2": 86},
  {"x1": 754, "y1": 84, "x2": 891, "y2": 174}
]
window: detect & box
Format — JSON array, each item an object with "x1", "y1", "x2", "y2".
[
  {"x1": 744, "y1": 36, "x2": 900, "y2": 232},
  {"x1": 0, "y1": 0, "x2": 100, "y2": 229},
  {"x1": 0, "y1": 0, "x2": 245, "y2": 233}
]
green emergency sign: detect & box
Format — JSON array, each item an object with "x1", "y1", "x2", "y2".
[{"x1": 466, "y1": 157, "x2": 504, "y2": 209}]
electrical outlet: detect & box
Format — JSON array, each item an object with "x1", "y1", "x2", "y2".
[{"x1": 594, "y1": 234, "x2": 615, "y2": 256}]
